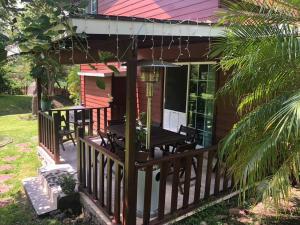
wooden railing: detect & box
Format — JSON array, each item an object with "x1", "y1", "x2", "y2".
[
  {"x1": 77, "y1": 137, "x2": 234, "y2": 225},
  {"x1": 49, "y1": 107, "x2": 110, "y2": 136},
  {"x1": 38, "y1": 111, "x2": 60, "y2": 163},
  {"x1": 136, "y1": 145, "x2": 233, "y2": 225},
  {"x1": 77, "y1": 131, "x2": 124, "y2": 224},
  {"x1": 38, "y1": 107, "x2": 110, "y2": 164}
]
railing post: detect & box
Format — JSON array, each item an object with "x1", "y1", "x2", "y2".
[
  {"x1": 88, "y1": 109, "x2": 93, "y2": 135},
  {"x1": 37, "y1": 111, "x2": 41, "y2": 145},
  {"x1": 53, "y1": 113, "x2": 60, "y2": 164},
  {"x1": 104, "y1": 107, "x2": 108, "y2": 133},
  {"x1": 77, "y1": 127, "x2": 84, "y2": 183}
]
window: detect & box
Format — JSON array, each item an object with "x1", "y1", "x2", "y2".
[
  {"x1": 187, "y1": 64, "x2": 216, "y2": 147},
  {"x1": 88, "y1": 0, "x2": 97, "y2": 14}
]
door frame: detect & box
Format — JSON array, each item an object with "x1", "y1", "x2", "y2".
[{"x1": 162, "y1": 61, "x2": 217, "y2": 130}]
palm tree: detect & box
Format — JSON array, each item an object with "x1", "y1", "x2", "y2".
[{"x1": 213, "y1": 0, "x2": 300, "y2": 205}]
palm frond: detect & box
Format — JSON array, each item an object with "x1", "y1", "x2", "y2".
[{"x1": 216, "y1": 0, "x2": 300, "y2": 205}]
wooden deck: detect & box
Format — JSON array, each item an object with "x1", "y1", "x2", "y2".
[{"x1": 38, "y1": 107, "x2": 234, "y2": 225}]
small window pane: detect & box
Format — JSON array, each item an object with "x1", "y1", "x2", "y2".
[{"x1": 187, "y1": 63, "x2": 216, "y2": 147}]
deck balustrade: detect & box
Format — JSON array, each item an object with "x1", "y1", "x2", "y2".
[
  {"x1": 77, "y1": 134, "x2": 233, "y2": 225},
  {"x1": 39, "y1": 107, "x2": 234, "y2": 225},
  {"x1": 38, "y1": 107, "x2": 110, "y2": 164}
]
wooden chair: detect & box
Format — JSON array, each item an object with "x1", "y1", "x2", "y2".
[
  {"x1": 96, "y1": 130, "x2": 108, "y2": 147},
  {"x1": 167, "y1": 125, "x2": 197, "y2": 154},
  {"x1": 171, "y1": 143, "x2": 197, "y2": 194},
  {"x1": 58, "y1": 115, "x2": 76, "y2": 151},
  {"x1": 108, "y1": 119, "x2": 125, "y2": 126},
  {"x1": 108, "y1": 119, "x2": 126, "y2": 141},
  {"x1": 178, "y1": 125, "x2": 197, "y2": 144}
]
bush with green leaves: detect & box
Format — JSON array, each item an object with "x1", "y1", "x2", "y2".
[
  {"x1": 66, "y1": 66, "x2": 80, "y2": 104},
  {"x1": 213, "y1": 0, "x2": 300, "y2": 206},
  {"x1": 58, "y1": 173, "x2": 77, "y2": 195}
]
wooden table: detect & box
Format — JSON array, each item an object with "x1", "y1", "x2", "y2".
[{"x1": 108, "y1": 124, "x2": 186, "y2": 156}]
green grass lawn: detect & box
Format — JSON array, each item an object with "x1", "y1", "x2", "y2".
[
  {"x1": 0, "y1": 95, "x2": 32, "y2": 116},
  {"x1": 0, "y1": 95, "x2": 61, "y2": 225}
]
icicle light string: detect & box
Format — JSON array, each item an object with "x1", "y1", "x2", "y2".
[
  {"x1": 168, "y1": 21, "x2": 174, "y2": 50},
  {"x1": 207, "y1": 22, "x2": 212, "y2": 59},
  {"x1": 151, "y1": 19, "x2": 155, "y2": 65},
  {"x1": 160, "y1": 22, "x2": 164, "y2": 62},
  {"x1": 185, "y1": 20, "x2": 191, "y2": 58},
  {"x1": 116, "y1": 16, "x2": 120, "y2": 64},
  {"x1": 107, "y1": 15, "x2": 111, "y2": 36}
]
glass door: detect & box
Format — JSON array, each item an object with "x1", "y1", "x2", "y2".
[
  {"x1": 187, "y1": 64, "x2": 216, "y2": 147},
  {"x1": 163, "y1": 66, "x2": 188, "y2": 132}
]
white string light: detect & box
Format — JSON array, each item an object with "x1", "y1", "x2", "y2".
[
  {"x1": 176, "y1": 37, "x2": 182, "y2": 62},
  {"x1": 168, "y1": 21, "x2": 174, "y2": 49},
  {"x1": 143, "y1": 19, "x2": 147, "y2": 42},
  {"x1": 160, "y1": 23, "x2": 164, "y2": 62},
  {"x1": 207, "y1": 22, "x2": 212, "y2": 59},
  {"x1": 115, "y1": 16, "x2": 120, "y2": 64},
  {"x1": 151, "y1": 20, "x2": 155, "y2": 64},
  {"x1": 107, "y1": 15, "x2": 111, "y2": 36},
  {"x1": 185, "y1": 20, "x2": 191, "y2": 58}
]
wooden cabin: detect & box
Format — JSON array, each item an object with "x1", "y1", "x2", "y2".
[{"x1": 31, "y1": 1, "x2": 239, "y2": 225}]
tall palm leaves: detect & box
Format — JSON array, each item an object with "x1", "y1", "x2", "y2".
[{"x1": 214, "y1": 0, "x2": 300, "y2": 205}]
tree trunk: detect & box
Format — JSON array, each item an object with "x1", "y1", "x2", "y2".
[{"x1": 32, "y1": 81, "x2": 39, "y2": 115}]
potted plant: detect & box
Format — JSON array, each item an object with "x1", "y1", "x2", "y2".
[
  {"x1": 57, "y1": 173, "x2": 81, "y2": 215},
  {"x1": 41, "y1": 94, "x2": 52, "y2": 111}
]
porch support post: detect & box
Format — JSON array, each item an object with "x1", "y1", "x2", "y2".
[{"x1": 123, "y1": 38, "x2": 138, "y2": 225}]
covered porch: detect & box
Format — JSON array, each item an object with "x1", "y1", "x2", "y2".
[{"x1": 36, "y1": 15, "x2": 235, "y2": 225}]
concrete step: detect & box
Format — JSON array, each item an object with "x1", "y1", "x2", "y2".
[{"x1": 23, "y1": 177, "x2": 57, "y2": 216}]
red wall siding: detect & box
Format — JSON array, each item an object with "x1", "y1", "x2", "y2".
[
  {"x1": 80, "y1": 75, "x2": 86, "y2": 105},
  {"x1": 214, "y1": 71, "x2": 237, "y2": 142},
  {"x1": 80, "y1": 43, "x2": 237, "y2": 140},
  {"x1": 99, "y1": 0, "x2": 220, "y2": 22},
  {"x1": 84, "y1": 76, "x2": 112, "y2": 132}
]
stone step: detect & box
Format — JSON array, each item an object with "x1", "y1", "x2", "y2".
[
  {"x1": 38, "y1": 166, "x2": 77, "y2": 208},
  {"x1": 23, "y1": 177, "x2": 57, "y2": 216}
]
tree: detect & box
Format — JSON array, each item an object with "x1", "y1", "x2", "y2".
[
  {"x1": 3, "y1": 0, "x2": 88, "y2": 113},
  {"x1": 214, "y1": 0, "x2": 300, "y2": 205},
  {"x1": 66, "y1": 65, "x2": 80, "y2": 104}
]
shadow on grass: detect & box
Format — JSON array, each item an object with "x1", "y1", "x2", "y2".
[
  {"x1": 0, "y1": 191, "x2": 60, "y2": 225},
  {"x1": 0, "y1": 95, "x2": 32, "y2": 116}
]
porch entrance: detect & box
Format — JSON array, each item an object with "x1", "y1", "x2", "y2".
[{"x1": 163, "y1": 65, "x2": 188, "y2": 132}]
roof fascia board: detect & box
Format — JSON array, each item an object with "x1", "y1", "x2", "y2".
[{"x1": 69, "y1": 18, "x2": 224, "y2": 37}]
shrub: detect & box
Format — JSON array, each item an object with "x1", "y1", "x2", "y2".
[{"x1": 58, "y1": 173, "x2": 76, "y2": 195}]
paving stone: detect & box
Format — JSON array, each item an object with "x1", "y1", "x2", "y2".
[
  {"x1": 0, "y1": 184, "x2": 10, "y2": 193},
  {"x1": 0, "y1": 174, "x2": 12, "y2": 183},
  {"x1": 16, "y1": 143, "x2": 30, "y2": 148},
  {"x1": 18, "y1": 148, "x2": 32, "y2": 153},
  {"x1": 0, "y1": 198, "x2": 12, "y2": 208},
  {"x1": 0, "y1": 165, "x2": 14, "y2": 171},
  {"x1": 3, "y1": 156, "x2": 20, "y2": 162}
]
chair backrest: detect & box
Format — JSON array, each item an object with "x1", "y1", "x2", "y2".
[
  {"x1": 108, "y1": 119, "x2": 125, "y2": 126},
  {"x1": 75, "y1": 109, "x2": 90, "y2": 120},
  {"x1": 178, "y1": 125, "x2": 197, "y2": 143},
  {"x1": 96, "y1": 130, "x2": 107, "y2": 147},
  {"x1": 175, "y1": 143, "x2": 196, "y2": 153},
  {"x1": 59, "y1": 115, "x2": 67, "y2": 129}
]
